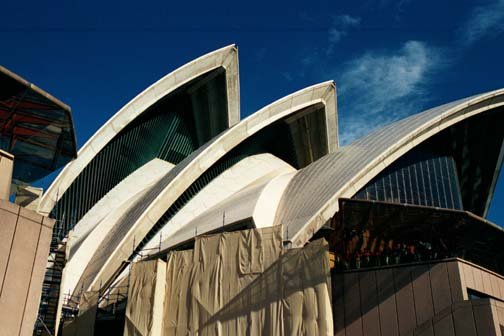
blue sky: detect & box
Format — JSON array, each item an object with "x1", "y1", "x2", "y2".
[{"x1": 1, "y1": 0, "x2": 503, "y2": 223}]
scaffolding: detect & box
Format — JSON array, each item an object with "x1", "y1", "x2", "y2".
[
  {"x1": 56, "y1": 273, "x2": 130, "y2": 336},
  {"x1": 34, "y1": 233, "x2": 66, "y2": 335}
]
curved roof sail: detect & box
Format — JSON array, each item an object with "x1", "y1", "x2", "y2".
[
  {"x1": 71, "y1": 81, "x2": 337, "y2": 294},
  {"x1": 39, "y1": 45, "x2": 240, "y2": 218},
  {"x1": 274, "y1": 89, "x2": 504, "y2": 247}
]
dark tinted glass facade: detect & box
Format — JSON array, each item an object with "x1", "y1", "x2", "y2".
[
  {"x1": 52, "y1": 69, "x2": 228, "y2": 236},
  {"x1": 354, "y1": 148, "x2": 463, "y2": 210},
  {"x1": 0, "y1": 69, "x2": 77, "y2": 184}
]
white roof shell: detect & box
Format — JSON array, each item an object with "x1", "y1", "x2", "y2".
[
  {"x1": 74, "y1": 80, "x2": 337, "y2": 293},
  {"x1": 39, "y1": 45, "x2": 240, "y2": 216},
  {"x1": 274, "y1": 89, "x2": 504, "y2": 247}
]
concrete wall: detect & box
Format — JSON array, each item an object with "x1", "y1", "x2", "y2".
[
  {"x1": 333, "y1": 258, "x2": 504, "y2": 336},
  {"x1": 0, "y1": 200, "x2": 55, "y2": 336},
  {"x1": 459, "y1": 260, "x2": 504, "y2": 301},
  {"x1": 0, "y1": 149, "x2": 13, "y2": 201}
]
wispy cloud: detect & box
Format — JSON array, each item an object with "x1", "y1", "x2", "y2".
[
  {"x1": 460, "y1": 0, "x2": 504, "y2": 46},
  {"x1": 335, "y1": 0, "x2": 504, "y2": 144},
  {"x1": 369, "y1": 0, "x2": 413, "y2": 21},
  {"x1": 337, "y1": 41, "x2": 440, "y2": 144},
  {"x1": 295, "y1": 2, "x2": 503, "y2": 144},
  {"x1": 282, "y1": 72, "x2": 294, "y2": 81},
  {"x1": 254, "y1": 47, "x2": 267, "y2": 61},
  {"x1": 328, "y1": 15, "x2": 361, "y2": 44},
  {"x1": 327, "y1": 15, "x2": 361, "y2": 54}
]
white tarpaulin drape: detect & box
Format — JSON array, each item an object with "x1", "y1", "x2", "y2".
[
  {"x1": 124, "y1": 259, "x2": 166, "y2": 336},
  {"x1": 125, "y1": 226, "x2": 333, "y2": 336}
]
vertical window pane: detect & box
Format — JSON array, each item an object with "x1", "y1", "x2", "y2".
[{"x1": 352, "y1": 148, "x2": 463, "y2": 210}]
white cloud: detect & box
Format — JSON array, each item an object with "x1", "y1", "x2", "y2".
[
  {"x1": 334, "y1": 1, "x2": 503, "y2": 145},
  {"x1": 327, "y1": 15, "x2": 361, "y2": 54},
  {"x1": 328, "y1": 29, "x2": 346, "y2": 44},
  {"x1": 337, "y1": 41, "x2": 440, "y2": 144},
  {"x1": 282, "y1": 72, "x2": 294, "y2": 81},
  {"x1": 254, "y1": 47, "x2": 267, "y2": 61},
  {"x1": 460, "y1": 0, "x2": 504, "y2": 46},
  {"x1": 374, "y1": 0, "x2": 413, "y2": 16}
]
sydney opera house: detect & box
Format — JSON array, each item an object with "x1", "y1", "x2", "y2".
[{"x1": 0, "y1": 45, "x2": 503, "y2": 335}]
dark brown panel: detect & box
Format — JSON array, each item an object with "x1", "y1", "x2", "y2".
[
  {"x1": 452, "y1": 302, "x2": 477, "y2": 336},
  {"x1": 472, "y1": 300, "x2": 498, "y2": 336},
  {"x1": 411, "y1": 265, "x2": 434, "y2": 326},
  {"x1": 430, "y1": 263, "x2": 452, "y2": 314},
  {"x1": 344, "y1": 272, "x2": 363, "y2": 336},
  {"x1": 376, "y1": 268, "x2": 399, "y2": 336},
  {"x1": 359, "y1": 271, "x2": 380, "y2": 336},
  {"x1": 393, "y1": 267, "x2": 416, "y2": 335},
  {"x1": 446, "y1": 261, "x2": 465, "y2": 303},
  {"x1": 333, "y1": 273, "x2": 346, "y2": 336},
  {"x1": 496, "y1": 304, "x2": 504, "y2": 327},
  {"x1": 432, "y1": 309, "x2": 455, "y2": 336},
  {"x1": 413, "y1": 320, "x2": 434, "y2": 336}
]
